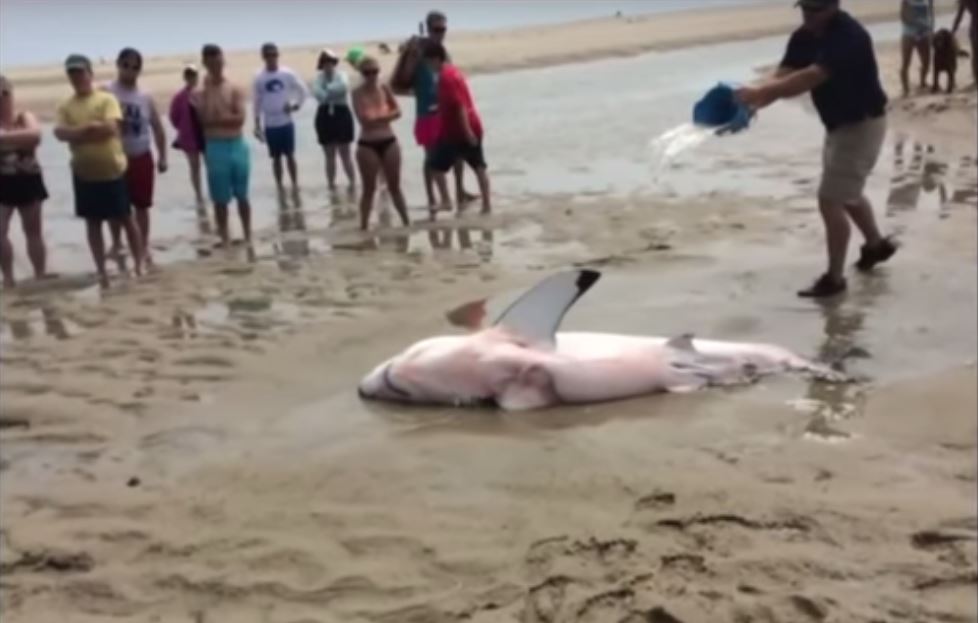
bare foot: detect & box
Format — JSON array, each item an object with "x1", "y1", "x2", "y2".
[{"x1": 98, "y1": 273, "x2": 111, "y2": 289}]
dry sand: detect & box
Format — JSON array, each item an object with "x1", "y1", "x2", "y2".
[
  {"x1": 2, "y1": 3, "x2": 977, "y2": 623},
  {"x1": 0, "y1": 0, "x2": 958, "y2": 122}
]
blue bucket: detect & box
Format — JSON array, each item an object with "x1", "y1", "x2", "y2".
[{"x1": 693, "y1": 81, "x2": 754, "y2": 134}]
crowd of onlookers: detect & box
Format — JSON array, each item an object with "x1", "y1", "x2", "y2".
[
  {"x1": 2, "y1": 2, "x2": 975, "y2": 297},
  {"x1": 0, "y1": 9, "x2": 491, "y2": 289}
]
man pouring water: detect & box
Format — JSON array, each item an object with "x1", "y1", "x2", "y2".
[{"x1": 735, "y1": 0, "x2": 897, "y2": 298}]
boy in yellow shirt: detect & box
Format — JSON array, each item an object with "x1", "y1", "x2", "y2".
[{"x1": 54, "y1": 54, "x2": 143, "y2": 287}]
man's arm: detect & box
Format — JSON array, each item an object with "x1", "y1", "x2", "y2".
[
  {"x1": 252, "y1": 77, "x2": 264, "y2": 136},
  {"x1": 952, "y1": 0, "x2": 966, "y2": 33},
  {"x1": 736, "y1": 64, "x2": 828, "y2": 109},
  {"x1": 149, "y1": 98, "x2": 168, "y2": 171},
  {"x1": 381, "y1": 85, "x2": 401, "y2": 122},
  {"x1": 0, "y1": 111, "x2": 42, "y2": 149},
  {"x1": 390, "y1": 37, "x2": 420, "y2": 96},
  {"x1": 290, "y1": 71, "x2": 309, "y2": 111}
]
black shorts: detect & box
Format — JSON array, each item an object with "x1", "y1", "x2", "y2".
[
  {"x1": 72, "y1": 175, "x2": 131, "y2": 221},
  {"x1": 0, "y1": 173, "x2": 49, "y2": 207},
  {"x1": 428, "y1": 139, "x2": 487, "y2": 173},
  {"x1": 315, "y1": 104, "x2": 355, "y2": 146}
]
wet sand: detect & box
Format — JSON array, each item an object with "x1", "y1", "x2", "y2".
[{"x1": 2, "y1": 7, "x2": 977, "y2": 623}]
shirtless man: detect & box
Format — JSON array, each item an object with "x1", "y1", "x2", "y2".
[
  {"x1": 192, "y1": 43, "x2": 251, "y2": 246},
  {"x1": 952, "y1": 0, "x2": 977, "y2": 87}
]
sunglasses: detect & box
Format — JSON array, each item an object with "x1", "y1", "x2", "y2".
[
  {"x1": 120, "y1": 62, "x2": 141, "y2": 71},
  {"x1": 429, "y1": 25, "x2": 447, "y2": 33}
]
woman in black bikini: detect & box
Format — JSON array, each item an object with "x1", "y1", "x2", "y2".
[
  {"x1": 351, "y1": 56, "x2": 409, "y2": 231},
  {"x1": 0, "y1": 75, "x2": 48, "y2": 288}
]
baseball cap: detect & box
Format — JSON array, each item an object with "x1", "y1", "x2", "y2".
[
  {"x1": 320, "y1": 48, "x2": 339, "y2": 61},
  {"x1": 64, "y1": 54, "x2": 92, "y2": 72},
  {"x1": 795, "y1": 0, "x2": 839, "y2": 9}
]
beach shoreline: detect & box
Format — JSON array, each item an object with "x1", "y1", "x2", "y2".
[{"x1": 2, "y1": 0, "x2": 958, "y2": 122}]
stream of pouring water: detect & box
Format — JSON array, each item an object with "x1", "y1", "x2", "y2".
[{"x1": 648, "y1": 123, "x2": 717, "y2": 182}]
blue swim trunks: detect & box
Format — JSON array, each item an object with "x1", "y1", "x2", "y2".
[
  {"x1": 265, "y1": 123, "x2": 295, "y2": 159},
  {"x1": 205, "y1": 136, "x2": 251, "y2": 204}
]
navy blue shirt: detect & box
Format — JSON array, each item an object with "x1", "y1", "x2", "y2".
[{"x1": 780, "y1": 11, "x2": 887, "y2": 131}]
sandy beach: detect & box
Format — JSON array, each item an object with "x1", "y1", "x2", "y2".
[{"x1": 2, "y1": 2, "x2": 977, "y2": 622}]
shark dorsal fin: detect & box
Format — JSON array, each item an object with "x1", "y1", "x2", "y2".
[
  {"x1": 667, "y1": 333, "x2": 698, "y2": 352},
  {"x1": 491, "y1": 270, "x2": 601, "y2": 346}
]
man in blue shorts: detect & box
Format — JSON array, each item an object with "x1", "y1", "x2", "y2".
[
  {"x1": 192, "y1": 43, "x2": 252, "y2": 246},
  {"x1": 253, "y1": 42, "x2": 307, "y2": 200}
]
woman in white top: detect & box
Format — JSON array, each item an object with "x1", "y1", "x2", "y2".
[{"x1": 312, "y1": 49, "x2": 356, "y2": 192}]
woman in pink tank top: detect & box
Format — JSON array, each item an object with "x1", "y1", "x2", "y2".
[{"x1": 169, "y1": 65, "x2": 205, "y2": 205}]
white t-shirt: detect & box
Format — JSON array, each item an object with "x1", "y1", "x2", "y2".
[
  {"x1": 104, "y1": 80, "x2": 154, "y2": 157},
  {"x1": 253, "y1": 67, "x2": 308, "y2": 128}
]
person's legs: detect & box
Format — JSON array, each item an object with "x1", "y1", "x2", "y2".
[
  {"x1": 900, "y1": 35, "x2": 914, "y2": 96},
  {"x1": 461, "y1": 144, "x2": 492, "y2": 213},
  {"x1": 356, "y1": 143, "x2": 381, "y2": 230},
  {"x1": 85, "y1": 218, "x2": 109, "y2": 287},
  {"x1": 0, "y1": 205, "x2": 15, "y2": 287},
  {"x1": 325, "y1": 144, "x2": 338, "y2": 190},
  {"x1": 380, "y1": 140, "x2": 410, "y2": 227},
  {"x1": 127, "y1": 152, "x2": 155, "y2": 265},
  {"x1": 214, "y1": 202, "x2": 230, "y2": 245},
  {"x1": 187, "y1": 150, "x2": 204, "y2": 204},
  {"x1": 286, "y1": 154, "x2": 299, "y2": 188},
  {"x1": 971, "y1": 22, "x2": 978, "y2": 86},
  {"x1": 206, "y1": 139, "x2": 233, "y2": 246},
  {"x1": 231, "y1": 137, "x2": 253, "y2": 243},
  {"x1": 915, "y1": 35, "x2": 931, "y2": 90},
  {"x1": 843, "y1": 196, "x2": 883, "y2": 245},
  {"x1": 272, "y1": 154, "x2": 284, "y2": 190},
  {"x1": 108, "y1": 220, "x2": 123, "y2": 257},
  {"x1": 819, "y1": 199, "x2": 851, "y2": 281},
  {"x1": 423, "y1": 153, "x2": 437, "y2": 207},
  {"x1": 428, "y1": 143, "x2": 455, "y2": 213},
  {"x1": 283, "y1": 124, "x2": 298, "y2": 189},
  {"x1": 119, "y1": 212, "x2": 144, "y2": 277},
  {"x1": 339, "y1": 143, "x2": 356, "y2": 190},
  {"x1": 453, "y1": 158, "x2": 477, "y2": 204},
  {"x1": 135, "y1": 208, "x2": 151, "y2": 265},
  {"x1": 20, "y1": 202, "x2": 47, "y2": 279}
]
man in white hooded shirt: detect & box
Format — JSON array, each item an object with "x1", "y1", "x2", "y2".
[{"x1": 253, "y1": 42, "x2": 308, "y2": 197}]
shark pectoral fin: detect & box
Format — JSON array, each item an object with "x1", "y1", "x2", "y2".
[
  {"x1": 492, "y1": 270, "x2": 601, "y2": 346},
  {"x1": 445, "y1": 298, "x2": 488, "y2": 330},
  {"x1": 495, "y1": 364, "x2": 557, "y2": 411}
]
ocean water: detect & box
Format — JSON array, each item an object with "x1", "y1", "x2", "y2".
[{"x1": 0, "y1": 0, "x2": 775, "y2": 68}]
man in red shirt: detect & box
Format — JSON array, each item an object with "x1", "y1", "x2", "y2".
[{"x1": 422, "y1": 40, "x2": 491, "y2": 214}]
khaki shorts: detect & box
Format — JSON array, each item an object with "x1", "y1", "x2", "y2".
[{"x1": 818, "y1": 115, "x2": 887, "y2": 204}]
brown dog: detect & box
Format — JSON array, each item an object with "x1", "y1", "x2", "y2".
[{"x1": 932, "y1": 28, "x2": 965, "y2": 92}]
